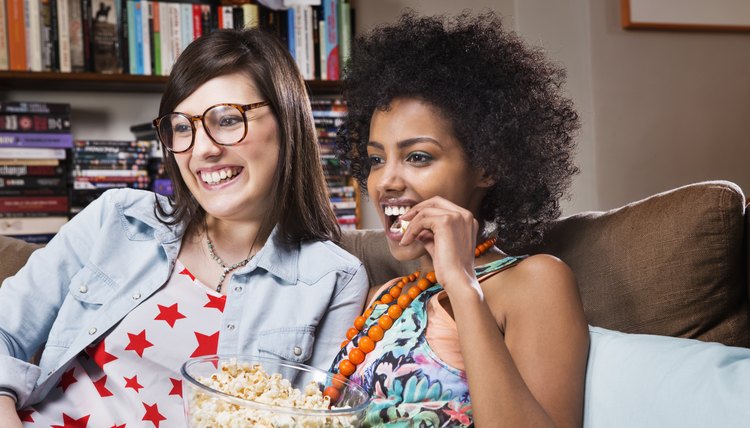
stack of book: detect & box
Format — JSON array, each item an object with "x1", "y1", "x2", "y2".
[
  {"x1": 71, "y1": 139, "x2": 150, "y2": 213},
  {"x1": 0, "y1": 101, "x2": 72, "y2": 243},
  {"x1": 130, "y1": 121, "x2": 172, "y2": 196},
  {"x1": 311, "y1": 95, "x2": 357, "y2": 230},
  {"x1": 1, "y1": 0, "x2": 352, "y2": 81}
]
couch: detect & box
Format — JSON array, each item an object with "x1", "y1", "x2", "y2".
[{"x1": 2, "y1": 180, "x2": 749, "y2": 426}]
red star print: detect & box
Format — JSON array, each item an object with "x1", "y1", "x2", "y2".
[
  {"x1": 124, "y1": 375, "x2": 144, "y2": 392},
  {"x1": 179, "y1": 267, "x2": 195, "y2": 281},
  {"x1": 58, "y1": 367, "x2": 77, "y2": 392},
  {"x1": 17, "y1": 409, "x2": 35, "y2": 422},
  {"x1": 190, "y1": 330, "x2": 220, "y2": 357},
  {"x1": 51, "y1": 413, "x2": 90, "y2": 428},
  {"x1": 168, "y1": 377, "x2": 182, "y2": 397},
  {"x1": 154, "y1": 303, "x2": 186, "y2": 328},
  {"x1": 93, "y1": 375, "x2": 113, "y2": 397},
  {"x1": 142, "y1": 402, "x2": 167, "y2": 427},
  {"x1": 89, "y1": 340, "x2": 118, "y2": 369},
  {"x1": 125, "y1": 329, "x2": 154, "y2": 357},
  {"x1": 204, "y1": 293, "x2": 226, "y2": 312}
]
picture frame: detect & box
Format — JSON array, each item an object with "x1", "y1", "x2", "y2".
[{"x1": 621, "y1": 0, "x2": 750, "y2": 32}]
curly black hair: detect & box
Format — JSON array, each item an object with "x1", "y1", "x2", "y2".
[{"x1": 336, "y1": 10, "x2": 580, "y2": 250}]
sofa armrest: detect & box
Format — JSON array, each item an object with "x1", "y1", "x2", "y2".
[{"x1": 0, "y1": 236, "x2": 41, "y2": 285}]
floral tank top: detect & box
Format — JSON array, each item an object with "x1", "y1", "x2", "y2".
[{"x1": 330, "y1": 257, "x2": 519, "y2": 427}]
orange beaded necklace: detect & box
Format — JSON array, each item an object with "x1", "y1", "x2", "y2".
[{"x1": 323, "y1": 237, "x2": 497, "y2": 401}]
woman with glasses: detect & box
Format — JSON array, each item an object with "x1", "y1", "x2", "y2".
[{"x1": 0, "y1": 29, "x2": 368, "y2": 426}]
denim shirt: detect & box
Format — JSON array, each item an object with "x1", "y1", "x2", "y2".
[{"x1": 0, "y1": 188, "x2": 368, "y2": 409}]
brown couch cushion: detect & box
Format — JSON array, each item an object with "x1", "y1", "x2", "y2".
[
  {"x1": 529, "y1": 181, "x2": 750, "y2": 347},
  {"x1": 340, "y1": 229, "x2": 419, "y2": 288},
  {"x1": 0, "y1": 235, "x2": 41, "y2": 285}
]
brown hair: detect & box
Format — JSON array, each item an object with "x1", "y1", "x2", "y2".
[{"x1": 155, "y1": 28, "x2": 340, "y2": 244}]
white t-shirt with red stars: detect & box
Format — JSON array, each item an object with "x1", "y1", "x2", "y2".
[{"x1": 19, "y1": 260, "x2": 225, "y2": 428}]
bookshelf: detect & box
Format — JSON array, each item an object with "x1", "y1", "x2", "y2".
[{"x1": 0, "y1": 71, "x2": 343, "y2": 94}]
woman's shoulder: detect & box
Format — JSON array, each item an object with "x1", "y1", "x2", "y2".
[
  {"x1": 484, "y1": 254, "x2": 580, "y2": 321},
  {"x1": 297, "y1": 239, "x2": 365, "y2": 275}
]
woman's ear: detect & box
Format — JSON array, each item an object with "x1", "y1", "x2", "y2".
[{"x1": 476, "y1": 169, "x2": 496, "y2": 188}]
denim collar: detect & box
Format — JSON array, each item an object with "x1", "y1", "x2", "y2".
[{"x1": 117, "y1": 192, "x2": 299, "y2": 284}]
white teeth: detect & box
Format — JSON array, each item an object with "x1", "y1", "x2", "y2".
[
  {"x1": 383, "y1": 205, "x2": 411, "y2": 216},
  {"x1": 201, "y1": 168, "x2": 238, "y2": 184}
]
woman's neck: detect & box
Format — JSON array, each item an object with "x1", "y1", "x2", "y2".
[{"x1": 199, "y1": 217, "x2": 270, "y2": 263}]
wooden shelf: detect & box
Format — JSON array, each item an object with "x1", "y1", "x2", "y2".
[{"x1": 0, "y1": 71, "x2": 343, "y2": 94}]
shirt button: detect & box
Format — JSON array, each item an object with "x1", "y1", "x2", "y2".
[
  {"x1": 88, "y1": 328, "x2": 97, "y2": 335},
  {"x1": 226, "y1": 323, "x2": 235, "y2": 330},
  {"x1": 234, "y1": 286, "x2": 243, "y2": 293},
  {"x1": 78, "y1": 285, "x2": 88, "y2": 293},
  {"x1": 293, "y1": 346, "x2": 302, "y2": 356},
  {"x1": 132, "y1": 292, "x2": 141, "y2": 300}
]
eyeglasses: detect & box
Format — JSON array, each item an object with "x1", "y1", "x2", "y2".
[{"x1": 152, "y1": 101, "x2": 271, "y2": 153}]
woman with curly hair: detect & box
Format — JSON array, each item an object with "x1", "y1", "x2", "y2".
[{"x1": 329, "y1": 11, "x2": 588, "y2": 427}]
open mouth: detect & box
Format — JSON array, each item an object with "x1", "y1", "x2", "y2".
[
  {"x1": 200, "y1": 167, "x2": 242, "y2": 185},
  {"x1": 384, "y1": 204, "x2": 412, "y2": 235}
]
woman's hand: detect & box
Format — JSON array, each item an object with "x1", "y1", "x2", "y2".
[
  {"x1": 398, "y1": 196, "x2": 481, "y2": 296},
  {"x1": 0, "y1": 396, "x2": 23, "y2": 428}
]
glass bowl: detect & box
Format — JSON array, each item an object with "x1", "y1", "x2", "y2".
[{"x1": 181, "y1": 354, "x2": 370, "y2": 427}]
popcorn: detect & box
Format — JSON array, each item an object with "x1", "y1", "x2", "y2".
[{"x1": 186, "y1": 359, "x2": 356, "y2": 427}]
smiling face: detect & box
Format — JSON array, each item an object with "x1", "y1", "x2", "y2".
[
  {"x1": 172, "y1": 72, "x2": 280, "y2": 224},
  {"x1": 367, "y1": 97, "x2": 491, "y2": 261}
]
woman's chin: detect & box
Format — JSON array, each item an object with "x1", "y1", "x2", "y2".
[{"x1": 386, "y1": 238, "x2": 425, "y2": 262}]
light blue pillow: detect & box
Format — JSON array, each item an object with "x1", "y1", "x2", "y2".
[{"x1": 584, "y1": 326, "x2": 750, "y2": 428}]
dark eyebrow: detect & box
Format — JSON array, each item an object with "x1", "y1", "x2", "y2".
[{"x1": 367, "y1": 137, "x2": 443, "y2": 150}]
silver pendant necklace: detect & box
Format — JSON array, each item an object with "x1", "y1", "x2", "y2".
[{"x1": 205, "y1": 231, "x2": 254, "y2": 293}]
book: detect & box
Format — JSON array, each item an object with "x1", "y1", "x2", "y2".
[
  {"x1": 0, "y1": 0, "x2": 8, "y2": 70},
  {"x1": 0, "y1": 101, "x2": 71, "y2": 115},
  {"x1": 25, "y1": 0, "x2": 44, "y2": 71},
  {"x1": 7, "y1": 0, "x2": 28, "y2": 70},
  {"x1": 93, "y1": 0, "x2": 121, "y2": 73},
  {"x1": 322, "y1": 0, "x2": 338, "y2": 80},
  {"x1": 0, "y1": 215, "x2": 68, "y2": 235},
  {"x1": 0, "y1": 114, "x2": 72, "y2": 133},
  {"x1": 0, "y1": 133, "x2": 74, "y2": 148},
  {"x1": 0, "y1": 176, "x2": 66, "y2": 188},
  {"x1": 56, "y1": 0, "x2": 71, "y2": 72},
  {"x1": 40, "y1": 0, "x2": 56, "y2": 71},
  {"x1": 80, "y1": 0, "x2": 93, "y2": 70},
  {"x1": 68, "y1": 0, "x2": 85, "y2": 71},
  {"x1": 0, "y1": 196, "x2": 69, "y2": 213},
  {"x1": 0, "y1": 147, "x2": 68, "y2": 159},
  {"x1": 0, "y1": 165, "x2": 65, "y2": 176},
  {"x1": 0, "y1": 159, "x2": 61, "y2": 166}
]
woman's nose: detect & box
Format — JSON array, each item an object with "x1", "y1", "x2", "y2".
[{"x1": 191, "y1": 122, "x2": 222, "y2": 158}]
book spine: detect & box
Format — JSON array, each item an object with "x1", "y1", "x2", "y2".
[
  {"x1": 40, "y1": 0, "x2": 53, "y2": 70},
  {"x1": 0, "y1": 176, "x2": 66, "y2": 188},
  {"x1": 180, "y1": 3, "x2": 191, "y2": 51},
  {"x1": 56, "y1": 0, "x2": 71, "y2": 72},
  {"x1": 152, "y1": 0, "x2": 162, "y2": 76},
  {"x1": 75, "y1": 139, "x2": 146, "y2": 147},
  {"x1": 0, "y1": 132, "x2": 73, "y2": 148},
  {"x1": 119, "y1": 0, "x2": 128, "y2": 73},
  {"x1": 0, "y1": 0, "x2": 8, "y2": 70},
  {"x1": 191, "y1": 4, "x2": 201, "y2": 40},
  {"x1": 68, "y1": 0, "x2": 84, "y2": 71},
  {"x1": 0, "y1": 196, "x2": 69, "y2": 213},
  {"x1": 92, "y1": 0, "x2": 120, "y2": 73},
  {"x1": 323, "y1": 0, "x2": 338, "y2": 80},
  {"x1": 7, "y1": 0, "x2": 28, "y2": 70},
  {"x1": 287, "y1": 6, "x2": 295, "y2": 61},
  {"x1": 127, "y1": 0, "x2": 137, "y2": 74},
  {"x1": 0, "y1": 216, "x2": 68, "y2": 235},
  {"x1": 26, "y1": 0, "x2": 43, "y2": 71},
  {"x1": 241, "y1": 3, "x2": 257, "y2": 29},
  {"x1": 338, "y1": 0, "x2": 349, "y2": 67},
  {"x1": 0, "y1": 147, "x2": 68, "y2": 159},
  {"x1": 168, "y1": 3, "x2": 179, "y2": 72},
  {"x1": 318, "y1": 13, "x2": 325, "y2": 80},
  {"x1": 80, "y1": 0, "x2": 93, "y2": 71},
  {"x1": 0, "y1": 101, "x2": 71, "y2": 115},
  {"x1": 141, "y1": 0, "x2": 150, "y2": 75},
  {"x1": 73, "y1": 168, "x2": 147, "y2": 177},
  {"x1": 0, "y1": 114, "x2": 71, "y2": 133},
  {"x1": 0, "y1": 164, "x2": 65, "y2": 176},
  {"x1": 48, "y1": 0, "x2": 59, "y2": 70}
]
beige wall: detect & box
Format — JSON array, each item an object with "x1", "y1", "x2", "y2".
[{"x1": 590, "y1": 0, "x2": 750, "y2": 209}]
